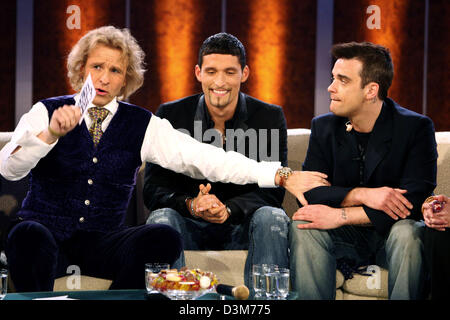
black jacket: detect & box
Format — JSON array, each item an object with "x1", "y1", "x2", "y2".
[
  {"x1": 302, "y1": 98, "x2": 437, "y2": 235},
  {"x1": 143, "y1": 92, "x2": 288, "y2": 224}
]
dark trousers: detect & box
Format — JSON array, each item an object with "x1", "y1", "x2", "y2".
[
  {"x1": 5, "y1": 220, "x2": 182, "y2": 292},
  {"x1": 424, "y1": 227, "x2": 450, "y2": 300}
]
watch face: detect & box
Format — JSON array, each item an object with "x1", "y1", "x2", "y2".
[{"x1": 279, "y1": 167, "x2": 292, "y2": 177}]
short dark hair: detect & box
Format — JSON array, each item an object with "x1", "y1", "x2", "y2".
[
  {"x1": 331, "y1": 42, "x2": 394, "y2": 100},
  {"x1": 198, "y1": 33, "x2": 246, "y2": 70}
]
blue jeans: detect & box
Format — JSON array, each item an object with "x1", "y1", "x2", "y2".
[
  {"x1": 146, "y1": 206, "x2": 290, "y2": 289},
  {"x1": 289, "y1": 219, "x2": 426, "y2": 299}
]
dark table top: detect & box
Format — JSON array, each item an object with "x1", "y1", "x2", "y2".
[
  {"x1": 3, "y1": 289, "x2": 297, "y2": 301},
  {"x1": 2, "y1": 289, "x2": 236, "y2": 300}
]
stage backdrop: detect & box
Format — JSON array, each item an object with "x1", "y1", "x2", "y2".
[{"x1": 1, "y1": 0, "x2": 448, "y2": 131}]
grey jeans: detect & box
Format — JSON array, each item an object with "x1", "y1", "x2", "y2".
[{"x1": 289, "y1": 219, "x2": 426, "y2": 299}]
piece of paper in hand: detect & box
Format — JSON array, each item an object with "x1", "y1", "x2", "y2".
[{"x1": 76, "y1": 73, "x2": 96, "y2": 124}]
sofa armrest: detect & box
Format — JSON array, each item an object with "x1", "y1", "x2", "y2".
[{"x1": 435, "y1": 131, "x2": 450, "y2": 196}]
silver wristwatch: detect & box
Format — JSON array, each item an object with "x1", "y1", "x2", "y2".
[
  {"x1": 278, "y1": 167, "x2": 293, "y2": 178},
  {"x1": 277, "y1": 167, "x2": 293, "y2": 187}
]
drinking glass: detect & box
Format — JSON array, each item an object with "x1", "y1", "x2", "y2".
[
  {"x1": 252, "y1": 264, "x2": 265, "y2": 298},
  {"x1": 262, "y1": 264, "x2": 279, "y2": 299},
  {"x1": 0, "y1": 269, "x2": 7, "y2": 300},
  {"x1": 276, "y1": 268, "x2": 290, "y2": 299}
]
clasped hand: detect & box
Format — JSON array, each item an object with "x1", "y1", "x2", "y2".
[
  {"x1": 422, "y1": 195, "x2": 449, "y2": 231},
  {"x1": 192, "y1": 183, "x2": 229, "y2": 224}
]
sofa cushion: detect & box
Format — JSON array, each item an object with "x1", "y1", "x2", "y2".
[
  {"x1": 341, "y1": 267, "x2": 388, "y2": 298},
  {"x1": 185, "y1": 250, "x2": 247, "y2": 287},
  {"x1": 342, "y1": 292, "x2": 387, "y2": 300},
  {"x1": 185, "y1": 249, "x2": 345, "y2": 291},
  {"x1": 53, "y1": 275, "x2": 112, "y2": 292},
  {"x1": 435, "y1": 132, "x2": 450, "y2": 196},
  {"x1": 336, "y1": 270, "x2": 345, "y2": 289},
  {"x1": 0, "y1": 132, "x2": 13, "y2": 150}
]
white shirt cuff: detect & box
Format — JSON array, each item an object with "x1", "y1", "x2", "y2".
[
  {"x1": 254, "y1": 161, "x2": 281, "y2": 188},
  {"x1": 0, "y1": 130, "x2": 56, "y2": 180}
]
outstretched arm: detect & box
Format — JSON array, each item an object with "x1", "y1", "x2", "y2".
[{"x1": 141, "y1": 115, "x2": 280, "y2": 187}]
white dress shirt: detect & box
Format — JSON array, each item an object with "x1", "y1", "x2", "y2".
[{"x1": 0, "y1": 96, "x2": 280, "y2": 187}]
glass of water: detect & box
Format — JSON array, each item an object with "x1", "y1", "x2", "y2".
[
  {"x1": 1, "y1": 269, "x2": 7, "y2": 300},
  {"x1": 252, "y1": 264, "x2": 264, "y2": 298},
  {"x1": 276, "y1": 268, "x2": 290, "y2": 299},
  {"x1": 263, "y1": 264, "x2": 279, "y2": 299}
]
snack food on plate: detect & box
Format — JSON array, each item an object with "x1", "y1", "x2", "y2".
[{"x1": 150, "y1": 268, "x2": 219, "y2": 292}]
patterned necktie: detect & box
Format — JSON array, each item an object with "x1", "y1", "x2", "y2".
[{"x1": 88, "y1": 107, "x2": 110, "y2": 147}]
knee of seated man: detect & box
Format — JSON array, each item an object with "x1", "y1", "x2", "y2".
[
  {"x1": 146, "y1": 207, "x2": 182, "y2": 227},
  {"x1": 135, "y1": 224, "x2": 182, "y2": 262},
  {"x1": 251, "y1": 206, "x2": 289, "y2": 227},
  {"x1": 387, "y1": 219, "x2": 425, "y2": 247},
  {"x1": 289, "y1": 220, "x2": 326, "y2": 245},
  {"x1": 147, "y1": 224, "x2": 181, "y2": 243},
  {"x1": 7, "y1": 220, "x2": 57, "y2": 252},
  {"x1": 9, "y1": 220, "x2": 52, "y2": 241}
]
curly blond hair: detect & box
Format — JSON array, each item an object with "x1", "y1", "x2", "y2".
[{"x1": 67, "y1": 26, "x2": 146, "y2": 100}]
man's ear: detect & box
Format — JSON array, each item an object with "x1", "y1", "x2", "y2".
[
  {"x1": 195, "y1": 65, "x2": 202, "y2": 82},
  {"x1": 241, "y1": 65, "x2": 250, "y2": 83},
  {"x1": 365, "y1": 82, "x2": 379, "y2": 101}
]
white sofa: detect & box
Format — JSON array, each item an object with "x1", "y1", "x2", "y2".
[{"x1": 1, "y1": 129, "x2": 450, "y2": 299}]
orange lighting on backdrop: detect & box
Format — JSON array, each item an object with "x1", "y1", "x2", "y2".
[
  {"x1": 334, "y1": 0, "x2": 425, "y2": 113},
  {"x1": 155, "y1": 0, "x2": 197, "y2": 102},
  {"x1": 58, "y1": 0, "x2": 124, "y2": 94},
  {"x1": 248, "y1": 0, "x2": 287, "y2": 107},
  {"x1": 360, "y1": 0, "x2": 408, "y2": 100},
  {"x1": 33, "y1": 0, "x2": 125, "y2": 102}
]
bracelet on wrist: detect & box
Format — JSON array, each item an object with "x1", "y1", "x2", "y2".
[
  {"x1": 190, "y1": 198, "x2": 196, "y2": 216},
  {"x1": 277, "y1": 167, "x2": 293, "y2": 188},
  {"x1": 226, "y1": 206, "x2": 231, "y2": 218},
  {"x1": 422, "y1": 196, "x2": 436, "y2": 214},
  {"x1": 185, "y1": 197, "x2": 192, "y2": 214},
  {"x1": 185, "y1": 197, "x2": 199, "y2": 218}
]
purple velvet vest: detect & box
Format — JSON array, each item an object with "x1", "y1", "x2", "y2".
[{"x1": 18, "y1": 95, "x2": 152, "y2": 241}]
